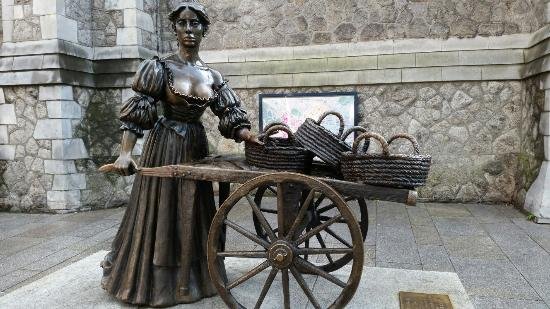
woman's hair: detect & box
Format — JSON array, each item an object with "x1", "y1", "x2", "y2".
[{"x1": 169, "y1": 2, "x2": 210, "y2": 36}]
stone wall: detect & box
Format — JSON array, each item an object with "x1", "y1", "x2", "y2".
[
  {"x1": 200, "y1": 81, "x2": 529, "y2": 203},
  {"x1": 0, "y1": 86, "x2": 51, "y2": 212},
  {"x1": 61, "y1": 79, "x2": 539, "y2": 206},
  {"x1": 1, "y1": 0, "x2": 549, "y2": 212},
  {"x1": 158, "y1": 0, "x2": 546, "y2": 52}
]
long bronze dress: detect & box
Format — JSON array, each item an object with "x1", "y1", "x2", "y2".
[{"x1": 100, "y1": 55, "x2": 251, "y2": 307}]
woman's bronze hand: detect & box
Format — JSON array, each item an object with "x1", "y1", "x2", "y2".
[
  {"x1": 112, "y1": 154, "x2": 138, "y2": 176},
  {"x1": 236, "y1": 128, "x2": 263, "y2": 145}
]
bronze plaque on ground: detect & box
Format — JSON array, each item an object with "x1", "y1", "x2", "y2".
[{"x1": 399, "y1": 291, "x2": 453, "y2": 309}]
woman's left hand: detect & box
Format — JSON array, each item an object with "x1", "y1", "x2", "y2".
[{"x1": 236, "y1": 128, "x2": 263, "y2": 145}]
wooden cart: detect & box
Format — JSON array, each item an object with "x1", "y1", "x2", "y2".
[{"x1": 135, "y1": 155, "x2": 417, "y2": 308}]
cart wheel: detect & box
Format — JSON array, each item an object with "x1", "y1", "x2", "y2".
[
  {"x1": 207, "y1": 172, "x2": 364, "y2": 309},
  {"x1": 252, "y1": 185, "x2": 368, "y2": 272}
]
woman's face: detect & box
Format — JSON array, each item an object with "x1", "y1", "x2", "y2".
[{"x1": 174, "y1": 8, "x2": 204, "y2": 48}]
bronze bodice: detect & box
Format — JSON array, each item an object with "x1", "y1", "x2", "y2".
[{"x1": 164, "y1": 59, "x2": 218, "y2": 100}]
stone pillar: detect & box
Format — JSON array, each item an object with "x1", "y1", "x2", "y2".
[
  {"x1": 1, "y1": 0, "x2": 78, "y2": 44},
  {"x1": 524, "y1": 3, "x2": 550, "y2": 224},
  {"x1": 105, "y1": 0, "x2": 157, "y2": 49},
  {"x1": 36, "y1": 86, "x2": 88, "y2": 211},
  {"x1": 0, "y1": 88, "x2": 17, "y2": 160},
  {"x1": 524, "y1": 77, "x2": 550, "y2": 224}
]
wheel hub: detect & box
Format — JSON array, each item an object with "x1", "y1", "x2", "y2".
[{"x1": 268, "y1": 240, "x2": 294, "y2": 269}]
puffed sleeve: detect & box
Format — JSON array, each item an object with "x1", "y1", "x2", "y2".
[
  {"x1": 119, "y1": 57, "x2": 165, "y2": 137},
  {"x1": 211, "y1": 82, "x2": 252, "y2": 141}
]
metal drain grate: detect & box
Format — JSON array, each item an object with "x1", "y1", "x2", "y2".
[{"x1": 399, "y1": 291, "x2": 454, "y2": 309}]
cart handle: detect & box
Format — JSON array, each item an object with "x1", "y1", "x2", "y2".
[
  {"x1": 352, "y1": 132, "x2": 389, "y2": 156},
  {"x1": 98, "y1": 162, "x2": 141, "y2": 174},
  {"x1": 315, "y1": 111, "x2": 345, "y2": 138},
  {"x1": 262, "y1": 124, "x2": 296, "y2": 144}
]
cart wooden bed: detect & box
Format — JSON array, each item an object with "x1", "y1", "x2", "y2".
[{"x1": 107, "y1": 154, "x2": 417, "y2": 308}]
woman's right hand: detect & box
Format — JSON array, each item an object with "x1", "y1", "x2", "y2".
[{"x1": 112, "y1": 154, "x2": 138, "y2": 176}]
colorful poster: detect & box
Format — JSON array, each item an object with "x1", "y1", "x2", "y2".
[{"x1": 260, "y1": 93, "x2": 357, "y2": 143}]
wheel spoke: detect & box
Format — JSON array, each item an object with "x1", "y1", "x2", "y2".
[
  {"x1": 246, "y1": 194, "x2": 277, "y2": 242},
  {"x1": 289, "y1": 266, "x2": 321, "y2": 309},
  {"x1": 314, "y1": 194, "x2": 326, "y2": 208},
  {"x1": 224, "y1": 219, "x2": 270, "y2": 248},
  {"x1": 296, "y1": 248, "x2": 354, "y2": 255},
  {"x1": 260, "y1": 208, "x2": 277, "y2": 214},
  {"x1": 267, "y1": 185, "x2": 277, "y2": 195},
  {"x1": 317, "y1": 197, "x2": 354, "y2": 213},
  {"x1": 217, "y1": 251, "x2": 267, "y2": 258},
  {"x1": 296, "y1": 215, "x2": 343, "y2": 245},
  {"x1": 277, "y1": 183, "x2": 285, "y2": 238},
  {"x1": 316, "y1": 234, "x2": 334, "y2": 264},
  {"x1": 227, "y1": 260, "x2": 270, "y2": 290},
  {"x1": 282, "y1": 269, "x2": 290, "y2": 309},
  {"x1": 304, "y1": 237, "x2": 310, "y2": 261},
  {"x1": 317, "y1": 203, "x2": 336, "y2": 214},
  {"x1": 325, "y1": 227, "x2": 352, "y2": 248},
  {"x1": 319, "y1": 215, "x2": 346, "y2": 223},
  {"x1": 285, "y1": 190, "x2": 315, "y2": 240},
  {"x1": 254, "y1": 267, "x2": 278, "y2": 309},
  {"x1": 295, "y1": 257, "x2": 347, "y2": 288}
]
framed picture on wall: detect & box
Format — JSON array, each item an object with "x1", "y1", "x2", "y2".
[{"x1": 259, "y1": 92, "x2": 359, "y2": 142}]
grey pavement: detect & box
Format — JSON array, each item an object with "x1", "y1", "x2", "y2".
[
  {"x1": 0, "y1": 201, "x2": 549, "y2": 308},
  {"x1": 0, "y1": 251, "x2": 473, "y2": 309}
]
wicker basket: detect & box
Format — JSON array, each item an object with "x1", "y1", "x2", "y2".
[
  {"x1": 245, "y1": 124, "x2": 312, "y2": 172},
  {"x1": 295, "y1": 111, "x2": 351, "y2": 168},
  {"x1": 340, "y1": 132, "x2": 431, "y2": 189}
]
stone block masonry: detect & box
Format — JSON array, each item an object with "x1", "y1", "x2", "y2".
[
  {"x1": 0, "y1": 85, "x2": 87, "y2": 212},
  {"x1": 0, "y1": 0, "x2": 548, "y2": 216}
]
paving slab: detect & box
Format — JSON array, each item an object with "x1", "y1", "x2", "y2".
[
  {"x1": 442, "y1": 235, "x2": 507, "y2": 260},
  {"x1": 412, "y1": 224, "x2": 442, "y2": 245},
  {"x1": 375, "y1": 262, "x2": 422, "y2": 270},
  {"x1": 433, "y1": 217, "x2": 487, "y2": 237},
  {"x1": 504, "y1": 252, "x2": 550, "y2": 305},
  {"x1": 471, "y1": 296, "x2": 549, "y2": 309},
  {"x1": 451, "y1": 257, "x2": 542, "y2": 300},
  {"x1": 376, "y1": 226, "x2": 420, "y2": 265},
  {"x1": 425, "y1": 203, "x2": 472, "y2": 218},
  {"x1": 512, "y1": 218, "x2": 550, "y2": 254},
  {"x1": 0, "y1": 269, "x2": 41, "y2": 292},
  {"x1": 17, "y1": 220, "x2": 82, "y2": 238},
  {"x1": 483, "y1": 222, "x2": 548, "y2": 256},
  {"x1": 406, "y1": 207, "x2": 433, "y2": 226},
  {"x1": 0, "y1": 236, "x2": 44, "y2": 256},
  {"x1": 418, "y1": 245, "x2": 455, "y2": 272},
  {"x1": 21, "y1": 248, "x2": 81, "y2": 272},
  {"x1": 496, "y1": 205, "x2": 526, "y2": 218},
  {"x1": 0, "y1": 251, "x2": 474, "y2": 309},
  {"x1": 463, "y1": 204, "x2": 512, "y2": 223}
]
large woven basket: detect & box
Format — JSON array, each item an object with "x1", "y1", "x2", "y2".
[
  {"x1": 295, "y1": 111, "x2": 351, "y2": 168},
  {"x1": 245, "y1": 124, "x2": 312, "y2": 172},
  {"x1": 340, "y1": 132, "x2": 431, "y2": 189}
]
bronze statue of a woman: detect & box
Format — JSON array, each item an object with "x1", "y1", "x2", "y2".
[{"x1": 100, "y1": 2, "x2": 259, "y2": 307}]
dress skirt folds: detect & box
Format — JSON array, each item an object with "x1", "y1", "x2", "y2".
[
  {"x1": 101, "y1": 119, "x2": 226, "y2": 307},
  {"x1": 100, "y1": 56, "x2": 250, "y2": 307}
]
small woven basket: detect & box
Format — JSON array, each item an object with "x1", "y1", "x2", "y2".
[
  {"x1": 245, "y1": 124, "x2": 312, "y2": 172},
  {"x1": 295, "y1": 111, "x2": 351, "y2": 168},
  {"x1": 340, "y1": 132, "x2": 431, "y2": 189}
]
